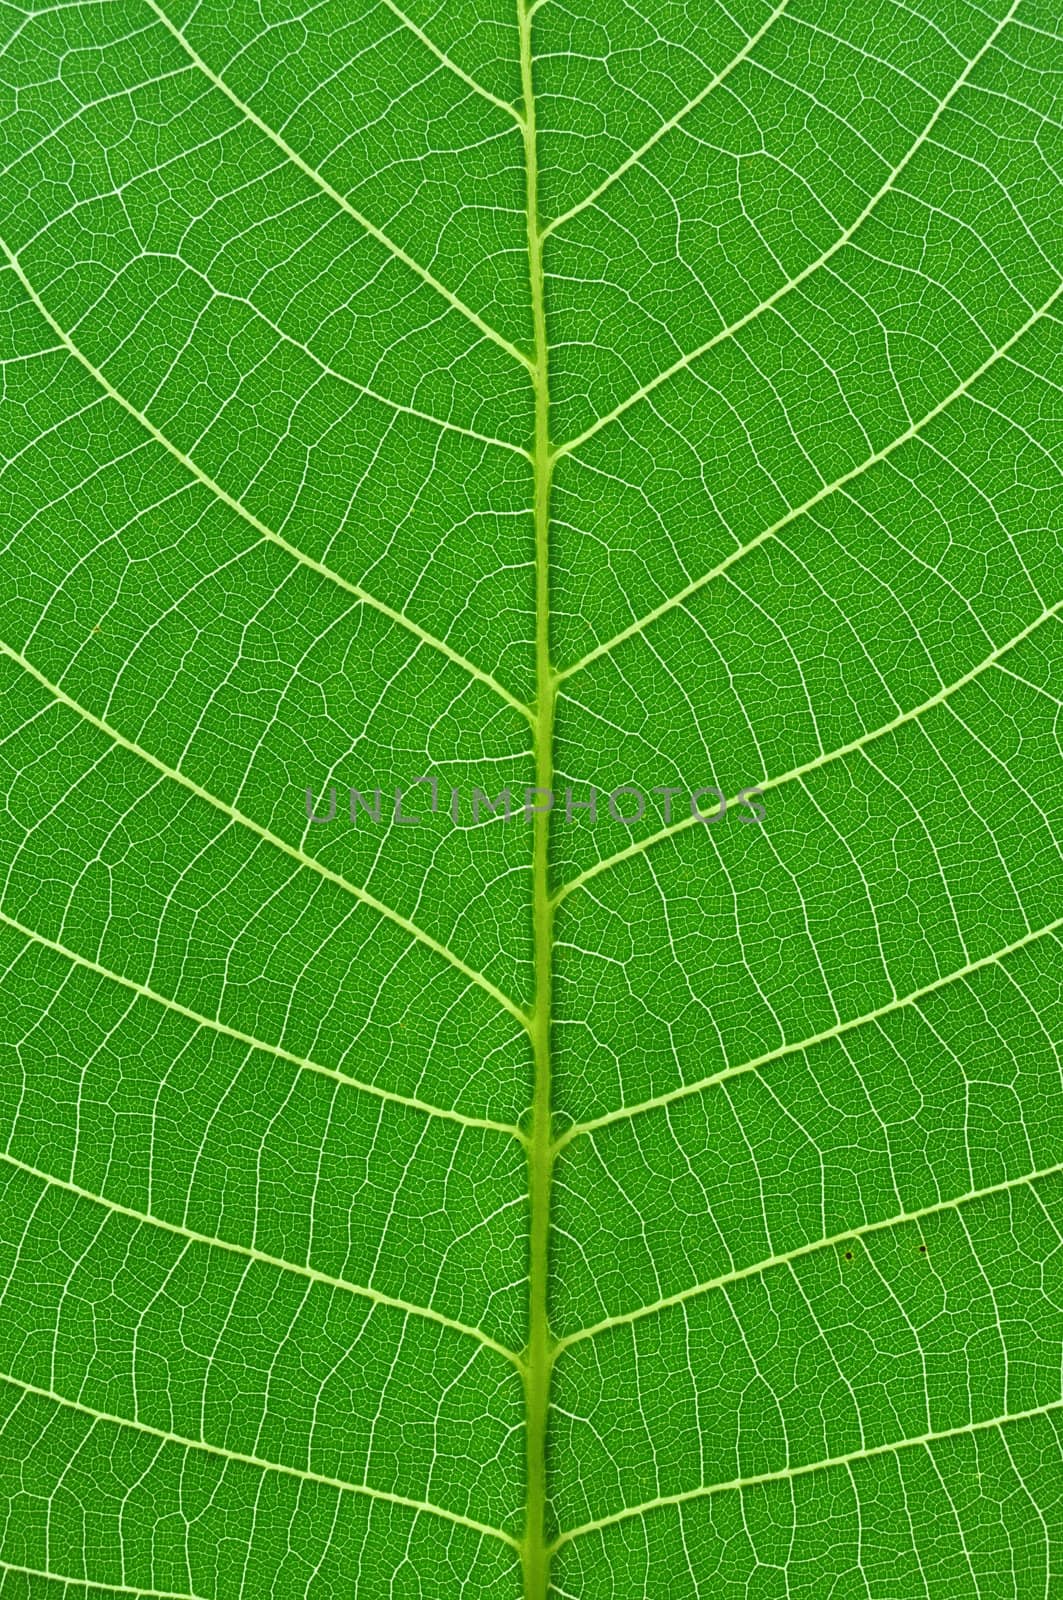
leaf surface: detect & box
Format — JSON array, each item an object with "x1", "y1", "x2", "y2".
[{"x1": 0, "y1": 0, "x2": 1061, "y2": 1595}]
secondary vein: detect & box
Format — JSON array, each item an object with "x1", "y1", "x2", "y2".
[
  {"x1": 555, "y1": 274, "x2": 1061, "y2": 684},
  {"x1": 542, "y1": 0, "x2": 791, "y2": 239},
  {"x1": 0, "y1": 1563, "x2": 208, "y2": 1600},
  {"x1": 1, "y1": 1149, "x2": 525, "y2": 1366},
  {"x1": 551, "y1": 1398, "x2": 1063, "y2": 1548},
  {"x1": 553, "y1": 598, "x2": 1062, "y2": 907},
  {"x1": 550, "y1": 0, "x2": 1022, "y2": 462},
  {"x1": 558, "y1": 915, "x2": 1063, "y2": 1142},
  {"x1": 0, "y1": 240, "x2": 535, "y2": 726},
  {"x1": 377, "y1": 0, "x2": 527, "y2": 126},
  {"x1": 0, "y1": 905, "x2": 525, "y2": 1137},
  {"x1": 0, "y1": 639, "x2": 531, "y2": 1032},
  {"x1": 0, "y1": 1370, "x2": 521, "y2": 1547},
  {"x1": 145, "y1": 0, "x2": 535, "y2": 373},
  {"x1": 554, "y1": 1157, "x2": 1063, "y2": 1349}
]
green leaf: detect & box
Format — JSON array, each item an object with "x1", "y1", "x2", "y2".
[{"x1": 0, "y1": 0, "x2": 1061, "y2": 1595}]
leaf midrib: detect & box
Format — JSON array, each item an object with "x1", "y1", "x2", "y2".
[{"x1": 519, "y1": 1, "x2": 555, "y2": 1589}]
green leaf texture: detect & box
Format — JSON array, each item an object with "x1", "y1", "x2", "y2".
[{"x1": 1, "y1": 0, "x2": 1062, "y2": 1594}]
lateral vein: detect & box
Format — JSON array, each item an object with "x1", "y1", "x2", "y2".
[
  {"x1": 553, "y1": 599, "x2": 1062, "y2": 905},
  {"x1": 542, "y1": 0, "x2": 790, "y2": 239},
  {"x1": 0, "y1": 905, "x2": 524, "y2": 1137},
  {"x1": 0, "y1": 1149, "x2": 525, "y2": 1366},
  {"x1": 0, "y1": 640, "x2": 532, "y2": 1033},
  {"x1": 0, "y1": 241, "x2": 535, "y2": 727},
  {"x1": 555, "y1": 1158, "x2": 1063, "y2": 1349},
  {"x1": 377, "y1": 0, "x2": 527, "y2": 126},
  {"x1": 144, "y1": 0, "x2": 535, "y2": 372},
  {"x1": 551, "y1": 1398, "x2": 1063, "y2": 1548},
  {"x1": 0, "y1": 1561, "x2": 207, "y2": 1600},
  {"x1": 559, "y1": 915, "x2": 1063, "y2": 1140},
  {"x1": 0, "y1": 1370, "x2": 521, "y2": 1548},
  {"x1": 556, "y1": 277, "x2": 1062, "y2": 682},
  {"x1": 551, "y1": 1, "x2": 1022, "y2": 461}
]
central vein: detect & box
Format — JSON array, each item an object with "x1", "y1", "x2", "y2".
[{"x1": 519, "y1": 2, "x2": 556, "y2": 1594}]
